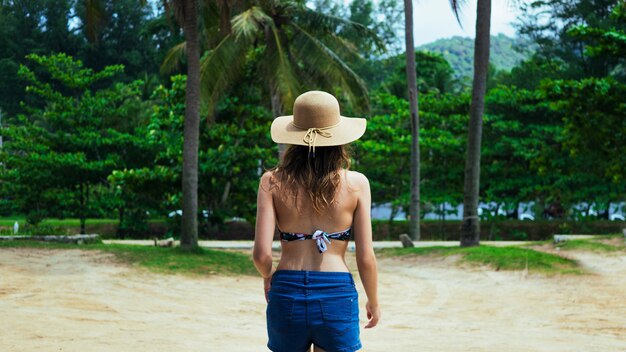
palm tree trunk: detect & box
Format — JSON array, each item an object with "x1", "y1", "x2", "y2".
[
  {"x1": 218, "y1": 0, "x2": 232, "y2": 37},
  {"x1": 460, "y1": 0, "x2": 491, "y2": 247},
  {"x1": 404, "y1": 0, "x2": 420, "y2": 241},
  {"x1": 180, "y1": 0, "x2": 200, "y2": 249}
]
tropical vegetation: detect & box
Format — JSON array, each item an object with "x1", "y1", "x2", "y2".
[{"x1": 0, "y1": 0, "x2": 624, "y2": 243}]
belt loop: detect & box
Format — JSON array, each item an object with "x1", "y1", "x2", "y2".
[{"x1": 304, "y1": 271, "x2": 309, "y2": 285}]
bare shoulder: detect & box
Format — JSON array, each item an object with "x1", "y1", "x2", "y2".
[
  {"x1": 261, "y1": 170, "x2": 275, "y2": 181},
  {"x1": 345, "y1": 170, "x2": 370, "y2": 191},
  {"x1": 259, "y1": 170, "x2": 277, "y2": 192}
]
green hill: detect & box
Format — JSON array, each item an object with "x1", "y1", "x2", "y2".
[{"x1": 417, "y1": 34, "x2": 533, "y2": 78}]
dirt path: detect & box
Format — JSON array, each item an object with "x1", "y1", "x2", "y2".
[{"x1": 1, "y1": 247, "x2": 625, "y2": 351}]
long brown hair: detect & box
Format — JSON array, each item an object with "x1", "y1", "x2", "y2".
[{"x1": 271, "y1": 145, "x2": 351, "y2": 213}]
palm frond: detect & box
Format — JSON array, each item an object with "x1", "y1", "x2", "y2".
[
  {"x1": 231, "y1": 6, "x2": 272, "y2": 41},
  {"x1": 160, "y1": 41, "x2": 187, "y2": 74},
  {"x1": 200, "y1": 0, "x2": 222, "y2": 47},
  {"x1": 266, "y1": 24, "x2": 301, "y2": 112},
  {"x1": 319, "y1": 32, "x2": 364, "y2": 64},
  {"x1": 199, "y1": 34, "x2": 251, "y2": 114},
  {"x1": 293, "y1": 7, "x2": 385, "y2": 53},
  {"x1": 449, "y1": 0, "x2": 467, "y2": 28},
  {"x1": 291, "y1": 23, "x2": 369, "y2": 114}
]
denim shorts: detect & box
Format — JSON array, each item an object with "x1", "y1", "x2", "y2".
[{"x1": 266, "y1": 270, "x2": 361, "y2": 352}]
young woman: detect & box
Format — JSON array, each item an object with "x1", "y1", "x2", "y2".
[{"x1": 253, "y1": 91, "x2": 380, "y2": 352}]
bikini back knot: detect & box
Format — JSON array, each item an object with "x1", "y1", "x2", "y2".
[
  {"x1": 279, "y1": 228, "x2": 353, "y2": 253},
  {"x1": 311, "y1": 230, "x2": 331, "y2": 253}
]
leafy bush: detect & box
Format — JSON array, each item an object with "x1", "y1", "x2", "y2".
[
  {"x1": 0, "y1": 228, "x2": 15, "y2": 236},
  {"x1": 19, "y1": 224, "x2": 72, "y2": 237},
  {"x1": 117, "y1": 208, "x2": 150, "y2": 239},
  {"x1": 510, "y1": 230, "x2": 529, "y2": 241}
]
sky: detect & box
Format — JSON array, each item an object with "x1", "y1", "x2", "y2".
[{"x1": 412, "y1": 0, "x2": 523, "y2": 45}]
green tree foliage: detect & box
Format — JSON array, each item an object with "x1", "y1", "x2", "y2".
[
  {"x1": 566, "y1": 2, "x2": 626, "y2": 80},
  {"x1": 0, "y1": 53, "x2": 149, "y2": 230},
  {"x1": 419, "y1": 92, "x2": 468, "y2": 213},
  {"x1": 483, "y1": 86, "x2": 557, "y2": 211},
  {"x1": 0, "y1": 0, "x2": 174, "y2": 116},
  {"x1": 76, "y1": 0, "x2": 174, "y2": 83},
  {"x1": 517, "y1": 0, "x2": 624, "y2": 79},
  {"x1": 541, "y1": 77, "x2": 626, "y2": 184},
  {"x1": 371, "y1": 51, "x2": 459, "y2": 98},
  {"x1": 0, "y1": 0, "x2": 80, "y2": 116},
  {"x1": 109, "y1": 75, "x2": 276, "y2": 237},
  {"x1": 354, "y1": 91, "x2": 468, "y2": 219},
  {"x1": 494, "y1": 57, "x2": 567, "y2": 90}
]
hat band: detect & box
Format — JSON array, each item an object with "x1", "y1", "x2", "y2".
[{"x1": 292, "y1": 121, "x2": 340, "y2": 158}]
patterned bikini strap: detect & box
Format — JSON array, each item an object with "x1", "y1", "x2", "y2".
[{"x1": 279, "y1": 228, "x2": 352, "y2": 253}]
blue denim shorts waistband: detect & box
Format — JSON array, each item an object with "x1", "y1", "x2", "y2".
[{"x1": 271, "y1": 270, "x2": 355, "y2": 286}]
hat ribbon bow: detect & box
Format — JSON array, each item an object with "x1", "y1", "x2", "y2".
[
  {"x1": 303, "y1": 127, "x2": 333, "y2": 158},
  {"x1": 311, "y1": 230, "x2": 331, "y2": 253}
]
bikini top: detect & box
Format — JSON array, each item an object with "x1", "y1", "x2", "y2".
[{"x1": 279, "y1": 228, "x2": 352, "y2": 253}]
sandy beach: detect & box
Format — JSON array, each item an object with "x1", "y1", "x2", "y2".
[{"x1": 1, "y1": 246, "x2": 625, "y2": 351}]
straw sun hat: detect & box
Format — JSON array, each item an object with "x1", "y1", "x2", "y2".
[{"x1": 270, "y1": 91, "x2": 366, "y2": 157}]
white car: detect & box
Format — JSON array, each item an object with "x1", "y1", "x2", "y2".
[
  {"x1": 609, "y1": 202, "x2": 626, "y2": 221},
  {"x1": 477, "y1": 202, "x2": 507, "y2": 219},
  {"x1": 422, "y1": 202, "x2": 463, "y2": 220},
  {"x1": 518, "y1": 201, "x2": 536, "y2": 220},
  {"x1": 571, "y1": 202, "x2": 626, "y2": 221}
]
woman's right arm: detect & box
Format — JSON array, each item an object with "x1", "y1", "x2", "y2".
[
  {"x1": 352, "y1": 172, "x2": 380, "y2": 328},
  {"x1": 253, "y1": 172, "x2": 276, "y2": 297}
]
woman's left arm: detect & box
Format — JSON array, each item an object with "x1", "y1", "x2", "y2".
[{"x1": 253, "y1": 172, "x2": 276, "y2": 286}]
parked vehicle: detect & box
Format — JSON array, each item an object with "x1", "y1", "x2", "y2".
[
  {"x1": 571, "y1": 202, "x2": 598, "y2": 219},
  {"x1": 167, "y1": 209, "x2": 210, "y2": 218},
  {"x1": 570, "y1": 202, "x2": 626, "y2": 221},
  {"x1": 518, "y1": 202, "x2": 536, "y2": 221},
  {"x1": 423, "y1": 202, "x2": 463, "y2": 220},
  {"x1": 609, "y1": 202, "x2": 625, "y2": 221},
  {"x1": 477, "y1": 202, "x2": 506, "y2": 220},
  {"x1": 370, "y1": 201, "x2": 625, "y2": 222}
]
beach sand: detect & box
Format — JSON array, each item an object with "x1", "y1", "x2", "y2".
[{"x1": 1, "y1": 247, "x2": 625, "y2": 351}]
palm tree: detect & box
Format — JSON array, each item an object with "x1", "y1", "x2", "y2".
[
  {"x1": 84, "y1": 0, "x2": 202, "y2": 248},
  {"x1": 403, "y1": 0, "x2": 421, "y2": 241},
  {"x1": 450, "y1": 0, "x2": 491, "y2": 247},
  {"x1": 177, "y1": 0, "x2": 202, "y2": 249}
]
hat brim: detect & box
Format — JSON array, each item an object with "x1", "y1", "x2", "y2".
[{"x1": 271, "y1": 115, "x2": 366, "y2": 146}]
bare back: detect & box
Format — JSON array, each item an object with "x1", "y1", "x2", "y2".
[{"x1": 270, "y1": 169, "x2": 364, "y2": 272}]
